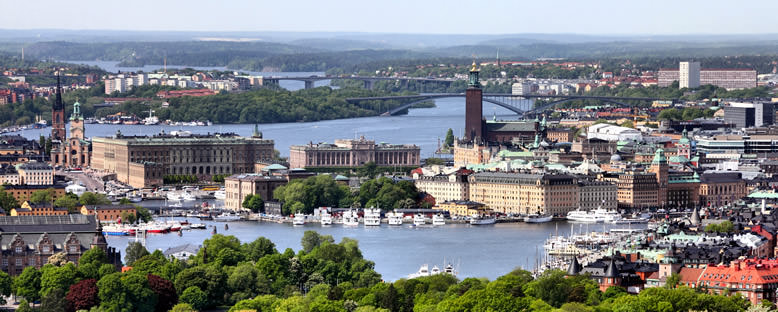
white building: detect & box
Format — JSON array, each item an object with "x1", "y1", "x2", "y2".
[
  {"x1": 680, "y1": 61, "x2": 701, "y2": 89},
  {"x1": 16, "y1": 161, "x2": 53, "y2": 185},
  {"x1": 587, "y1": 124, "x2": 643, "y2": 142},
  {"x1": 511, "y1": 82, "x2": 533, "y2": 95}
]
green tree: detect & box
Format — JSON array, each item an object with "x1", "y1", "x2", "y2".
[
  {"x1": 180, "y1": 286, "x2": 208, "y2": 311},
  {"x1": 444, "y1": 128, "x2": 454, "y2": 147},
  {"x1": 242, "y1": 194, "x2": 265, "y2": 213},
  {"x1": 242, "y1": 236, "x2": 278, "y2": 262},
  {"x1": 13, "y1": 266, "x2": 41, "y2": 302},
  {"x1": 79, "y1": 192, "x2": 111, "y2": 205},
  {"x1": 0, "y1": 270, "x2": 11, "y2": 305},
  {"x1": 0, "y1": 186, "x2": 19, "y2": 211},
  {"x1": 54, "y1": 195, "x2": 80, "y2": 213},
  {"x1": 136, "y1": 206, "x2": 153, "y2": 223},
  {"x1": 39, "y1": 263, "x2": 77, "y2": 298},
  {"x1": 170, "y1": 303, "x2": 197, "y2": 312},
  {"x1": 125, "y1": 241, "x2": 150, "y2": 266},
  {"x1": 30, "y1": 188, "x2": 56, "y2": 204},
  {"x1": 665, "y1": 273, "x2": 681, "y2": 289},
  {"x1": 40, "y1": 288, "x2": 67, "y2": 312},
  {"x1": 302, "y1": 230, "x2": 334, "y2": 253}
]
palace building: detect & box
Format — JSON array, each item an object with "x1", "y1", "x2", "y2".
[
  {"x1": 288, "y1": 136, "x2": 420, "y2": 169},
  {"x1": 91, "y1": 130, "x2": 274, "y2": 188}
]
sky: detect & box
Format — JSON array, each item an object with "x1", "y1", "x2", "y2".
[{"x1": 0, "y1": 0, "x2": 773, "y2": 35}]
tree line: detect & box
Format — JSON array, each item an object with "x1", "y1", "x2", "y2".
[{"x1": 3, "y1": 231, "x2": 761, "y2": 311}]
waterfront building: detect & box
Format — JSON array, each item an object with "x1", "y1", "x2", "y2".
[
  {"x1": 468, "y1": 172, "x2": 578, "y2": 215},
  {"x1": 16, "y1": 161, "x2": 53, "y2": 185},
  {"x1": 433, "y1": 200, "x2": 489, "y2": 217},
  {"x1": 51, "y1": 101, "x2": 91, "y2": 168},
  {"x1": 617, "y1": 172, "x2": 659, "y2": 209},
  {"x1": 0, "y1": 214, "x2": 120, "y2": 275},
  {"x1": 224, "y1": 174, "x2": 288, "y2": 211},
  {"x1": 288, "y1": 136, "x2": 420, "y2": 169},
  {"x1": 80, "y1": 204, "x2": 136, "y2": 222},
  {"x1": 679, "y1": 61, "x2": 701, "y2": 89},
  {"x1": 578, "y1": 180, "x2": 618, "y2": 211},
  {"x1": 91, "y1": 131, "x2": 274, "y2": 188},
  {"x1": 414, "y1": 172, "x2": 470, "y2": 205}
]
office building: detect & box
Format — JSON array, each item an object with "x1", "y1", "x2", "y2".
[
  {"x1": 724, "y1": 102, "x2": 775, "y2": 128},
  {"x1": 658, "y1": 63, "x2": 757, "y2": 90}
]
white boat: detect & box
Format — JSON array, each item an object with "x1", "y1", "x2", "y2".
[
  {"x1": 432, "y1": 214, "x2": 446, "y2": 226},
  {"x1": 469, "y1": 214, "x2": 496, "y2": 225},
  {"x1": 408, "y1": 264, "x2": 431, "y2": 279},
  {"x1": 407, "y1": 263, "x2": 457, "y2": 279},
  {"x1": 214, "y1": 212, "x2": 241, "y2": 222},
  {"x1": 342, "y1": 209, "x2": 359, "y2": 226},
  {"x1": 566, "y1": 207, "x2": 622, "y2": 223},
  {"x1": 320, "y1": 211, "x2": 333, "y2": 225},
  {"x1": 413, "y1": 214, "x2": 426, "y2": 226},
  {"x1": 293, "y1": 214, "x2": 306, "y2": 225},
  {"x1": 190, "y1": 223, "x2": 206, "y2": 229},
  {"x1": 181, "y1": 192, "x2": 197, "y2": 202},
  {"x1": 524, "y1": 214, "x2": 553, "y2": 223},
  {"x1": 363, "y1": 208, "x2": 381, "y2": 226},
  {"x1": 166, "y1": 192, "x2": 182, "y2": 201},
  {"x1": 387, "y1": 211, "x2": 403, "y2": 225},
  {"x1": 213, "y1": 190, "x2": 226, "y2": 200}
]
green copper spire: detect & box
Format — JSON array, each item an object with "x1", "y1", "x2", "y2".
[
  {"x1": 652, "y1": 148, "x2": 667, "y2": 164},
  {"x1": 69, "y1": 101, "x2": 83, "y2": 121}
]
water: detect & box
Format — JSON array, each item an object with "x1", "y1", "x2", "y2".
[
  {"x1": 52, "y1": 60, "x2": 588, "y2": 280},
  {"x1": 108, "y1": 217, "x2": 644, "y2": 281},
  {"x1": 12, "y1": 97, "x2": 517, "y2": 157}
]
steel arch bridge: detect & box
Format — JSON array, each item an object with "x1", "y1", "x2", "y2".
[{"x1": 344, "y1": 93, "x2": 672, "y2": 116}]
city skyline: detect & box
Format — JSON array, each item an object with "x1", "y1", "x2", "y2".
[{"x1": 0, "y1": 0, "x2": 773, "y2": 35}]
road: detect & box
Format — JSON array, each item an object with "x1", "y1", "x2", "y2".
[{"x1": 57, "y1": 170, "x2": 106, "y2": 193}]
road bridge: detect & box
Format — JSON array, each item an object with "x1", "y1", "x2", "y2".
[
  {"x1": 260, "y1": 76, "x2": 460, "y2": 89},
  {"x1": 345, "y1": 93, "x2": 673, "y2": 116}
]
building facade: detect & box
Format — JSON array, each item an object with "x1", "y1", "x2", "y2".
[
  {"x1": 0, "y1": 215, "x2": 120, "y2": 275},
  {"x1": 80, "y1": 205, "x2": 137, "y2": 222},
  {"x1": 52, "y1": 101, "x2": 91, "y2": 168},
  {"x1": 617, "y1": 172, "x2": 659, "y2": 209},
  {"x1": 16, "y1": 161, "x2": 53, "y2": 185},
  {"x1": 415, "y1": 174, "x2": 470, "y2": 205},
  {"x1": 224, "y1": 174, "x2": 288, "y2": 211},
  {"x1": 679, "y1": 61, "x2": 701, "y2": 89},
  {"x1": 699, "y1": 172, "x2": 748, "y2": 207},
  {"x1": 579, "y1": 181, "x2": 618, "y2": 211},
  {"x1": 468, "y1": 172, "x2": 579, "y2": 215},
  {"x1": 288, "y1": 136, "x2": 420, "y2": 169},
  {"x1": 658, "y1": 65, "x2": 757, "y2": 90},
  {"x1": 91, "y1": 132, "x2": 274, "y2": 188}
]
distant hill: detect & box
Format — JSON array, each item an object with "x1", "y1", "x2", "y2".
[{"x1": 289, "y1": 38, "x2": 394, "y2": 51}]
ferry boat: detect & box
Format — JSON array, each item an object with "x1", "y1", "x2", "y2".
[
  {"x1": 566, "y1": 207, "x2": 622, "y2": 223},
  {"x1": 320, "y1": 211, "x2": 333, "y2": 225},
  {"x1": 166, "y1": 221, "x2": 182, "y2": 231},
  {"x1": 127, "y1": 194, "x2": 142, "y2": 203},
  {"x1": 387, "y1": 210, "x2": 403, "y2": 225},
  {"x1": 292, "y1": 214, "x2": 306, "y2": 225},
  {"x1": 214, "y1": 212, "x2": 241, "y2": 222},
  {"x1": 524, "y1": 214, "x2": 553, "y2": 223},
  {"x1": 213, "y1": 190, "x2": 226, "y2": 200},
  {"x1": 190, "y1": 223, "x2": 207, "y2": 229},
  {"x1": 469, "y1": 214, "x2": 496, "y2": 225},
  {"x1": 363, "y1": 208, "x2": 381, "y2": 226},
  {"x1": 141, "y1": 223, "x2": 170, "y2": 234},
  {"x1": 413, "y1": 214, "x2": 426, "y2": 226},
  {"x1": 432, "y1": 214, "x2": 446, "y2": 226},
  {"x1": 102, "y1": 224, "x2": 132, "y2": 236},
  {"x1": 342, "y1": 209, "x2": 359, "y2": 226}
]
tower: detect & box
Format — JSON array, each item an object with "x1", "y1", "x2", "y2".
[
  {"x1": 69, "y1": 101, "x2": 85, "y2": 140},
  {"x1": 679, "y1": 61, "x2": 700, "y2": 89},
  {"x1": 649, "y1": 148, "x2": 669, "y2": 208},
  {"x1": 600, "y1": 257, "x2": 622, "y2": 292},
  {"x1": 464, "y1": 61, "x2": 483, "y2": 142},
  {"x1": 51, "y1": 74, "x2": 66, "y2": 141},
  {"x1": 677, "y1": 128, "x2": 692, "y2": 159}
]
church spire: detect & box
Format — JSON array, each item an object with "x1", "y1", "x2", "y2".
[{"x1": 54, "y1": 73, "x2": 64, "y2": 110}]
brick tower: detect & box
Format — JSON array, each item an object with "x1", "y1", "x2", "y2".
[
  {"x1": 51, "y1": 74, "x2": 66, "y2": 141},
  {"x1": 464, "y1": 61, "x2": 483, "y2": 142}
]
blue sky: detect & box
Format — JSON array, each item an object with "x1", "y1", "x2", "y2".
[{"x1": 1, "y1": 0, "x2": 772, "y2": 34}]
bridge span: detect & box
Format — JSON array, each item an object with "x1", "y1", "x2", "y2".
[
  {"x1": 344, "y1": 93, "x2": 673, "y2": 116},
  {"x1": 260, "y1": 76, "x2": 459, "y2": 89}
]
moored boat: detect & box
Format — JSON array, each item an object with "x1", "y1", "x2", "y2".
[
  {"x1": 524, "y1": 214, "x2": 553, "y2": 223},
  {"x1": 363, "y1": 208, "x2": 381, "y2": 226},
  {"x1": 342, "y1": 209, "x2": 359, "y2": 226},
  {"x1": 413, "y1": 214, "x2": 426, "y2": 226},
  {"x1": 387, "y1": 210, "x2": 403, "y2": 225},
  {"x1": 432, "y1": 214, "x2": 446, "y2": 226},
  {"x1": 469, "y1": 214, "x2": 496, "y2": 225}
]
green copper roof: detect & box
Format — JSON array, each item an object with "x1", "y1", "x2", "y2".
[{"x1": 652, "y1": 148, "x2": 667, "y2": 164}]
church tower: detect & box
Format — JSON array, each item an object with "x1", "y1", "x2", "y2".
[
  {"x1": 51, "y1": 74, "x2": 66, "y2": 141},
  {"x1": 69, "y1": 101, "x2": 85, "y2": 140},
  {"x1": 464, "y1": 61, "x2": 483, "y2": 142}
]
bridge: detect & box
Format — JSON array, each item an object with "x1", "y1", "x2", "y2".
[
  {"x1": 260, "y1": 75, "x2": 459, "y2": 90},
  {"x1": 344, "y1": 93, "x2": 672, "y2": 116}
]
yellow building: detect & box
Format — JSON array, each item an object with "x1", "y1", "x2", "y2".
[
  {"x1": 434, "y1": 200, "x2": 490, "y2": 217},
  {"x1": 16, "y1": 161, "x2": 53, "y2": 185},
  {"x1": 11, "y1": 201, "x2": 69, "y2": 216},
  {"x1": 468, "y1": 172, "x2": 579, "y2": 216},
  {"x1": 415, "y1": 173, "x2": 470, "y2": 205}
]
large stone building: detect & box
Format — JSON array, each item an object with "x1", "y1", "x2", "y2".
[
  {"x1": 91, "y1": 131, "x2": 274, "y2": 188},
  {"x1": 699, "y1": 172, "x2": 747, "y2": 207},
  {"x1": 658, "y1": 63, "x2": 757, "y2": 90},
  {"x1": 468, "y1": 172, "x2": 579, "y2": 216},
  {"x1": 415, "y1": 172, "x2": 470, "y2": 205},
  {"x1": 16, "y1": 161, "x2": 53, "y2": 185},
  {"x1": 288, "y1": 136, "x2": 420, "y2": 169},
  {"x1": 52, "y1": 101, "x2": 91, "y2": 168},
  {"x1": 0, "y1": 215, "x2": 121, "y2": 275},
  {"x1": 224, "y1": 174, "x2": 288, "y2": 211},
  {"x1": 579, "y1": 180, "x2": 618, "y2": 211},
  {"x1": 617, "y1": 172, "x2": 659, "y2": 209}
]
